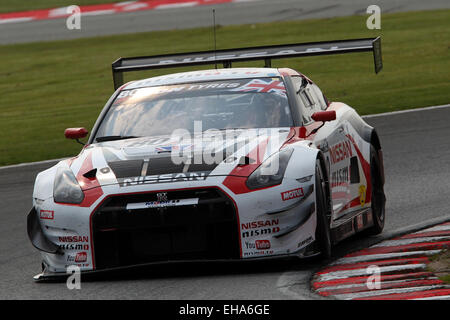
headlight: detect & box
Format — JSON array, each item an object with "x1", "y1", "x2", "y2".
[
  {"x1": 53, "y1": 167, "x2": 84, "y2": 204},
  {"x1": 246, "y1": 148, "x2": 293, "y2": 190}
]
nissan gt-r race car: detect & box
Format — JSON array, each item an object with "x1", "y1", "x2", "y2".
[{"x1": 28, "y1": 37, "x2": 386, "y2": 281}]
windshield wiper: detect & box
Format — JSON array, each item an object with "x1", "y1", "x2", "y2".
[{"x1": 95, "y1": 135, "x2": 140, "y2": 142}]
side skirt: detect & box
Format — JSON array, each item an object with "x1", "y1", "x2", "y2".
[{"x1": 330, "y1": 207, "x2": 374, "y2": 244}]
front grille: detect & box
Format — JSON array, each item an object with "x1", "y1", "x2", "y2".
[{"x1": 92, "y1": 188, "x2": 240, "y2": 269}]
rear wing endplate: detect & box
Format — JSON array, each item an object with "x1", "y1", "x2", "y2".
[{"x1": 112, "y1": 37, "x2": 382, "y2": 90}]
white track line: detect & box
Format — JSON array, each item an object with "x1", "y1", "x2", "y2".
[
  {"x1": 0, "y1": 158, "x2": 67, "y2": 170},
  {"x1": 316, "y1": 264, "x2": 427, "y2": 282},
  {"x1": 362, "y1": 103, "x2": 450, "y2": 119},
  {"x1": 315, "y1": 277, "x2": 439, "y2": 292},
  {"x1": 155, "y1": 2, "x2": 199, "y2": 9},
  {"x1": 330, "y1": 250, "x2": 442, "y2": 265},
  {"x1": 412, "y1": 295, "x2": 450, "y2": 300},
  {"x1": 334, "y1": 285, "x2": 449, "y2": 300},
  {"x1": 416, "y1": 224, "x2": 450, "y2": 233},
  {"x1": 82, "y1": 10, "x2": 117, "y2": 16},
  {"x1": 371, "y1": 236, "x2": 450, "y2": 248},
  {"x1": 0, "y1": 17, "x2": 34, "y2": 24}
]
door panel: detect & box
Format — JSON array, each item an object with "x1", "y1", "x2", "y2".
[{"x1": 321, "y1": 123, "x2": 353, "y2": 221}]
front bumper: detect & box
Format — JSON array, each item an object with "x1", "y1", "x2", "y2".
[
  {"x1": 29, "y1": 177, "x2": 317, "y2": 277},
  {"x1": 27, "y1": 207, "x2": 60, "y2": 254},
  {"x1": 33, "y1": 248, "x2": 320, "y2": 282}
]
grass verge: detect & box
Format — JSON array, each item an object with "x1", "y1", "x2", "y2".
[
  {"x1": 428, "y1": 249, "x2": 450, "y2": 284},
  {"x1": 0, "y1": 9, "x2": 449, "y2": 165}
]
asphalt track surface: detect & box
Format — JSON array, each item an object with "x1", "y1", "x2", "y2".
[
  {"x1": 1, "y1": 105, "x2": 450, "y2": 299},
  {"x1": 1, "y1": 0, "x2": 450, "y2": 300},
  {"x1": 1, "y1": 0, "x2": 450, "y2": 44}
]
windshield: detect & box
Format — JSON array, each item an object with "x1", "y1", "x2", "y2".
[{"x1": 95, "y1": 77, "x2": 293, "y2": 140}]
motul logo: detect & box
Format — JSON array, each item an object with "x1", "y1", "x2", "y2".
[
  {"x1": 255, "y1": 240, "x2": 271, "y2": 250},
  {"x1": 75, "y1": 252, "x2": 87, "y2": 263},
  {"x1": 281, "y1": 188, "x2": 304, "y2": 201},
  {"x1": 39, "y1": 210, "x2": 54, "y2": 220}
]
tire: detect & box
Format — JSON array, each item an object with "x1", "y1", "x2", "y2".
[
  {"x1": 314, "y1": 159, "x2": 332, "y2": 259},
  {"x1": 366, "y1": 145, "x2": 386, "y2": 235}
]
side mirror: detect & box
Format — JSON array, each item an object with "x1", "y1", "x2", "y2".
[
  {"x1": 64, "y1": 127, "x2": 88, "y2": 140},
  {"x1": 311, "y1": 110, "x2": 336, "y2": 122}
]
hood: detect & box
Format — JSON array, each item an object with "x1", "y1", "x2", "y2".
[{"x1": 70, "y1": 128, "x2": 294, "y2": 189}]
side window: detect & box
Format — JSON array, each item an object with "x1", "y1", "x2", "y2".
[
  {"x1": 309, "y1": 83, "x2": 328, "y2": 110},
  {"x1": 291, "y1": 76, "x2": 320, "y2": 124}
]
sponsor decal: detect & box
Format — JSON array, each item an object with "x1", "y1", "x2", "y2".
[
  {"x1": 75, "y1": 252, "x2": 87, "y2": 263},
  {"x1": 126, "y1": 198, "x2": 199, "y2": 210},
  {"x1": 241, "y1": 228, "x2": 280, "y2": 238},
  {"x1": 117, "y1": 82, "x2": 242, "y2": 104},
  {"x1": 119, "y1": 171, "x2": 209, "y2": 187},
  {"x1": 359, "y1": 185, "x2": 366, "y2": 206},
  {"x1": 58, "y1": 236, "x2": 89, "y2": 243},
  {"x1": 60, "y1": 244, "x2": 89, "y2": 251},
  {"x1": 241, "y1": 219, "x2": 279, "y2": 230},
  {"x1": 184, "y1": 82, "x2": 241, "y2": 90},
  {"x1": 244, "y1": 240, "x2": 271, "y2": 250},
  {"x1": 329, "y1": 140, "x2": 353, "y2": 164},
  {"x1": 39, "y1": 210, "x2": 54, "y2": 220},
  {"x1": 67, "y1": 252, "x2": 88, "y2": 263},
  {"x1": 241, "y1": 220, "x2": 280, "y2": 238},
  {"x1": 147, "y1": 47, "x2": 341, "y2": 67},
  {"x1": 243, "y1": 250, "x2": 274, "y2": 257},
  {"x1": 255, "y1": 240, "x2": 271, "y2": 250},
  {"x1": 297, "y1": 235, "x2": 314, "y2": 248},
  {"x1": 59, "y1": 235, "x2": 90, "y2": 251},
  {"x1": 331, "y1": 166, "x2": 349, "y2": 188},
  {"x1": 281, "y1": 188, "x2": 304, "y2": 201}
]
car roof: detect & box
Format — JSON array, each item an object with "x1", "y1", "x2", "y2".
[{"x1": 123, "y1": 67, "x2": 289, "y2": 90}]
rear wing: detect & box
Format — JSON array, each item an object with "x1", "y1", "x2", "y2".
[{"x1": 112, "y1": 37, "x2": 382, "y2": 90}]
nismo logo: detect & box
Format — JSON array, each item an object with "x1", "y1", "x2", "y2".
[{"x1": 241, "y1": 219, "x2": 280, "y2": 238}]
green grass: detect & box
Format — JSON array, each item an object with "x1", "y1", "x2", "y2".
[
  {"x1": 440, "y1": 274, "x2": 450, "y2": 284},
  {"x1": 428, "y1": 249, "x2": 450, "y2": 284},
  {"x1": 0, "y1": 9, "x2": 449, "y2": 165},
  {"x1": 0, "y1": 1, "x2": 124, "y2": 14}
]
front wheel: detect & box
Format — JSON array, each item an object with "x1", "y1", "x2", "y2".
[{"x1": 314, "y1": 159, "x2": 332, "y2": 259}]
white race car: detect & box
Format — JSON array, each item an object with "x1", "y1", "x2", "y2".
[{"x1": 28, "y1": 38, "x2": 386, "y2": 281}]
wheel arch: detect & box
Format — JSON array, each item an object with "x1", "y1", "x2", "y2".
[
  {"x1": 370, "y1": 128, "x2": 382, "y2": 151},
  {"x1": 369, "y1": 128, "x2": 385, "y2": 185},
  {"x1": 356, "y1": 123, "x2": 385, "y2": 185}
]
